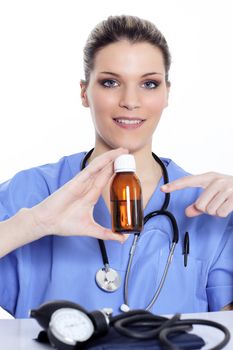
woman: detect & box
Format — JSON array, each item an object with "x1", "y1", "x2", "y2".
[{"x1": 0, "y1": 15, "x2": 233, "y2": 318}]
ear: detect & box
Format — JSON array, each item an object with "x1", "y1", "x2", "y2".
[
  {"x1": 80, "y1": 80, "x2": 89, "y2": 107},
  {"x1": 164, "y1": 82, "x2": 170, "y2": 108}
]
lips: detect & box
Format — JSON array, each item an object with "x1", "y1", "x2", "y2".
[{"x1": 113, "y1": 117, "x2": 145, "y2": 129}]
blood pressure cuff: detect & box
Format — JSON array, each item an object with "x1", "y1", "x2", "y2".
[
  {"x1": 84, "y1": 327, "x2": 205, "y2": 349},
  {"x1": 36, "y1": 328, "x2": 205, "y2": 349}
]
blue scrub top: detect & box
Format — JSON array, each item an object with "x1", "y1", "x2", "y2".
[{"x1": 0, "y1": 152, "x2": 233, "y2": 318}]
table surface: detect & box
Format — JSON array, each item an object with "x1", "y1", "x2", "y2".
[{"x1": 0, "y1": 310, "x2": 232, "y2": 349}]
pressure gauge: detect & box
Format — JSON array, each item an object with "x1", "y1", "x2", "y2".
[
  {"x1": 48, "y1": 308, "x2": 95, "y2": 349},
  {"x1": 31, "y1": 300, "x2": 111, "y2": 349}
]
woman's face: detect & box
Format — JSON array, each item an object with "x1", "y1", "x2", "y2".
[{"x1": 81, "y1": 40, "x2": 169, "y2": 153}]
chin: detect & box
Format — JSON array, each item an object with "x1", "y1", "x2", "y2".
[
  {"x1": 98, "y1": 134, "x2": 150, "y2": 153},
  {"x1": 110, "y1": 142, "x2": 147, "y2": 154}
]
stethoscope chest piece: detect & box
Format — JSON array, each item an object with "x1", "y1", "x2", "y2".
[{"x1": 96, "y1": 267, "x2": 121, "y2": 292}]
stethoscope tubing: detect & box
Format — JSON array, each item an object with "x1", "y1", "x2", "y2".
[
  {"x1": 123, "y1": 236, "x2": 176, "y2": 311},
  {"x1": 81, "y1": 149, "x2": 179, "y2": 311},
  {"x1": 111, "y1": 310, "x2": 230, "y2": 350},
  {"x1": 159, "y1": 319, "x2": 231, "y2": 350}
]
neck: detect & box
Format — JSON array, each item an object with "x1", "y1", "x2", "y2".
[
  {"x1": 88, "y1": 143, "x2": 162, "y2": 183},
  {"x1": 88, "y1": 142, "x2": 163, "y2": 210}
]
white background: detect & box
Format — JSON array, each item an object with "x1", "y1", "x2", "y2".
[{"x1": 0, "y1": 0, "x2": 232, "y2": 183}]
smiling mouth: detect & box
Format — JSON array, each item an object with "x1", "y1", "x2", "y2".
[{"x1": 113, "y1": 117, "x2": 145, "y2": 127}]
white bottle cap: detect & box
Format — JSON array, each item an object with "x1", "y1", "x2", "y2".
[{"x1": 114, "y1": 154, "x2": 136, "y2": 172}]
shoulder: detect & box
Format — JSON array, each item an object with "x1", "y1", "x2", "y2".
[{"x1": 0, "y1": 152, "x2": 86, "y2": 216}]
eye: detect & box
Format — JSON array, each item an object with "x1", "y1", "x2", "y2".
[
  {"x1": 142, "y1": 80, "x2": 159, "y2": 89},
  {"x1": 100, "y1": 79, "x2": 119, "y2": 88}
]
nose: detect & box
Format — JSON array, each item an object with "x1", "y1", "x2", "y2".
[{"x1": 119, "y1": 86, "x2": 141, "y2": 110}]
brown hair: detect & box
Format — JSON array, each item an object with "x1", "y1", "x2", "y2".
[{"x1": 83, "y1": 15, "x2": 171, "y2": 84}]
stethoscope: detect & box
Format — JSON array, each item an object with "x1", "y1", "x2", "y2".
[
  {"x1": 32, "y1": 299, "x2": 230, "y2": 350},
  {"x1": 81, "y1": 149, "x2": 179, "y2": 313}
]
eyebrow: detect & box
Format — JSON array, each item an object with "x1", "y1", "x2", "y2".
[{"x1": 99, "y1": 71, "x2": 163, "y2": 77}]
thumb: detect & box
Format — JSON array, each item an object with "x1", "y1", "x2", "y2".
[{"x1": 88, "y1": 223, "x2": 128, "y2": 243}]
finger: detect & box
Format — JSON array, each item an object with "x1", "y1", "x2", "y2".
[
  {"x1": 185, "y1": 184, "x2": 223, "y2": 217},
  {"x1": 190, "y1": 183, "x2": 221, "y2": 215},
  {"x1": 205, "y1": 191, "x2": 231, "y2": 216},
  {"x1": 83, "y1": 161, "x2": 114, "y2": 204},
  {"x1": 64, "y1": 148, "x2": 128, "y2": 199},
  {"x1": 77, "y1": 148, "x2": 128, "y2": 183},
  {"x1": 160, "y1": 173, "x2": 219, "y2": 193},
  {"x1": 185, "y1": 204, "x2": 204, "y2": 217},
  {"x1": 186, "y1": 192, "x2": 233, "y2": 218},
  {"x1": 92, "y1": 162, "x2": 113, "y2": 189},
  {"x1": 216, "y1": 197, "x2": 233, "y2": 218},
  {"x1": 44, "y1": 160, "x2": 113, "y2": 210},
  {"x1": 87, "y1": 223, "x2": 129, "y2": 243},
  {"x1": 186, "y1": 181, "x2": 232, "y2": 216}
]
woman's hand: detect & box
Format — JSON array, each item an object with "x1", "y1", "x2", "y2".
[
  {"x1": 30, "y1": 148, "x2": 128, "y2": 242},
  {"x1": 0, "y1": 148, "x2": 128, "y2": 258},
  {"x1": 161, "y1": 172, "x2": 233, "y2": 217}
]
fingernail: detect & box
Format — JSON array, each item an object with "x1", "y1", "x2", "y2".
[{"x1": 161, "y1": 184, "x2": 168, "y2": 190}]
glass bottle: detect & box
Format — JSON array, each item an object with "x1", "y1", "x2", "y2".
[{"x1": 110, "y1": 154, "x2": 143, "y2": 233}]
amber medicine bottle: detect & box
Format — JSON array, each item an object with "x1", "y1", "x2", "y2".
[{"x1": 110, "y1": 154, "x2": 143, "y2": 233}]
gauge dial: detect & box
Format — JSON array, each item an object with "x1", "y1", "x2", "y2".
[{"x1": 49, "y1": 307, "x2": 94, "y2": 345}]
